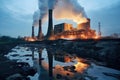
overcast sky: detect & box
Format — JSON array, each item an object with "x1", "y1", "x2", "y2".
[{"x1": 0, "y1": 0, "x2": 120, "y2": 37}]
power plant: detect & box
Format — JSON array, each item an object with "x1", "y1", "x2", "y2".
[
  {"x1": 52, "y1": 18, "x2": 96, "y2": 40},
  {"x1": 25, "y1": 9, "x2": 101, "y2": 41}
]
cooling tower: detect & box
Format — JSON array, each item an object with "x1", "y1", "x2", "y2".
[{"x1": 46, "y1": 9, "x2": 54, "y2": 39}]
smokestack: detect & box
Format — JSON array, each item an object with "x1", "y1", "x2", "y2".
[
  {"x1": 46, "y1": 9, "x2": 54, "y2": 39},
  {"x1": 98, "y1": 22, "x2": 101, "y2": 37},
  {"x1": 32, "y1": 26, "x2": 34, "y2": 38},
  {"x1": 38, "y1": 20, "x2": 43, "y2": 40}
]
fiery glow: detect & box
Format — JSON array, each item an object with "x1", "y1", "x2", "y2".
[
  {"x1": 59, "y1": 35, "x2": 76, "y2": 40},
  {"x1": 49, "y1": 31, "x2": 98, "y2": 40},
  {"x1": 54, "y1": 8, "x2": 88, "y2": 24},
  {"x1": 53, "y1": 65, "x2": 74, "y2": 78},
  {"x1": 81, "y1": 34, "x2": 87, "y2": 39},
  {"x1": 64, "y1": 23, "x2": 73, "y2": 31},
  {"x1": 41, "y1": 53, "x2": 89, "y2": 79},
  {"x1": 48, "y1": 35, "x2": 56, "y2": 40},
  {"x1": 64, "y1": 56, "x2": 72, "y2": 62},
  {"x1": 94, "y1": 36, "x2": 99, "y2": 39},
  {"x1": 24, "y1": 37, "x2": 36, "y2": 41},
  {"x1": 41, "y1": 61, "x2": 49, "y2": 70},
  {"x1": 74, "y1": 57, "x2": 89, "y2": 73},
  {"x1": 51, "y1": 19, "x2": 98, "y2": 40},
  {"x1": 54, "y1": 0, "x2": 87, "y2": 24},
  {"x1": 60, "y1": 35, "x2": 65, "y2": 39},
  {"x1": 74, "y1": 62, "x2": 88, "y2": 73}
]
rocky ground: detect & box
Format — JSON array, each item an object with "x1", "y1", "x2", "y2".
[{"x1": 0, "y1": 43, "x2": 36, "y2": 80}]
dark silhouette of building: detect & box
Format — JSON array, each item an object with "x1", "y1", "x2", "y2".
[
  {"x1": 54, "y1": 23, "x2": 73, "y2": 34},
  {"x1": 38, "y1": 20, "x2": 43, "y2": 40},
  {"x1": 46, "y1": 48, "x2": 53, "y2": 78},
  {"x1": 98, "y1": 22, "x2": 101, "y2": 38},
  {"x1": 46, "y1": 9, "x2": 54, "y2": 39},
  {"x1": 32, "y1": 26, "x2": 34, "y2": 38},
  {"x1": 38, "y1": 48, "x2": 43, "y2": 65},
  {"x1": 31, "y1": 47, "x2": 35, "y2": 60}
]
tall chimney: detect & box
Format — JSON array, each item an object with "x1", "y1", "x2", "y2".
[
  {"x1": 32, "y1": 26, "x2": 34, "y2": 38},
  {"x1": 38, "y1": 20, "x2": 43, "y2": 40},
  {"x1": 98, "y1": 22, "x2": 101, "y2": 38},
  {"x1": 46, "y1": 9, "x2": 54, "y2": 39}
]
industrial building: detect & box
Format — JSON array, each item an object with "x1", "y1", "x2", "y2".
[
  {"x1": 54, "y1": 23, "x2": 73, "y2": 34},
  {"x1": 25, "y1": 9, "x2": 97, "y2": 41},
  {"x1": 53, "y1": 18, "x2": 96, "y2": 40},
  {"x1": 77, "y1": 18, "x2": 90, "y2": 31}
]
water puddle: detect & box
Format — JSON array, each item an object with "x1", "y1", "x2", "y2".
[{"x1": 6, "y1": 45, "x2": 120, "y2": 80}]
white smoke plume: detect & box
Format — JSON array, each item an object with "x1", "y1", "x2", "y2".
[
  {"x1": 54, "y1": 0, "x2": 88, "y2": 24},
  {"x1": 48, "y1": 0, "x2": 58, "y2": 9},
  {"x1": 33, "y1": 0, "x2": 88, "y2": 26},
  {"x1": 33, "y1": 0, "x2": 47, "y2": 26},
  {"x1": 33, "y1": 10, "x2": 40, "y2": 26},
  {"x1": 38, "y1": 0, "x2": 48, "y2": 19}
]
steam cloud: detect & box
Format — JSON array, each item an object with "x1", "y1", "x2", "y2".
[
  {"x1": 54, "y1": 0, "x2": 88, "y2": 24},
  {"x1": 39, "y1": 0, "x2": 48, "y2": 19},
  {"x1": 32, "y1": 10, "x2": 40, "y2": 27},
  {"x1": 48, "y1": 0, "x2": 58, "y2": 9},
  {"x1": 33, "y1": 0, "x2": 87, "y2": 26}
]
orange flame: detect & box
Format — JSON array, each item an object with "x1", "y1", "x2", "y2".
[
  {"x1": 24, "y1": 37, "x2": 36, "y2": 41},
  {"x1": 74, "y1": 57, "x2": 89, "y2": 73}
]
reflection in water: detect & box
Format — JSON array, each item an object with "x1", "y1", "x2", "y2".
[
  {"x1": 37, "y1": 46, "x2": 89, "y2": 80},
  {"x1": 38, "y1": 47, "x2": 54, "y2": 80},
  {"x1": 38, "y1": 47, "x2": 52, "y2": 80},
  {"x1": 38, "y1": 48, "x2": 43, "y2": 66},
  {"x1": 74, "y1": 57, "x2": 89, "y2": 73},
  {"x1": 46, "y1": 47, "x2": 54, "y2": 79},
  {"x1": 6, "y1": 46, "x2": 120, "y2": 80},
  {"x1": 31, "y1": 47, "x2": 35, "y2": 60}
]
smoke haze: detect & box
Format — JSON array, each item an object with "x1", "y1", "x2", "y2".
[
  {"x1": 33, "y1": 0, "x2": 87, "y2": 26},
  {"x1": 38, "y1": 0, "x2": 48, "y2": 19},
  {"x1": 54, "y1": 0, "x2": 88, "y2": 24},
  {"x1": 33, "y1": 10, "x2": 40, "y2": 26}
]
